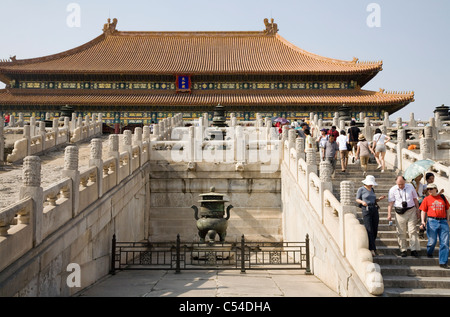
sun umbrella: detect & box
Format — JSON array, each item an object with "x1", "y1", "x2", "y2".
[
  {"x1": 403, "y1": 159, "x2": 435, "y2": 181},
  {"x1": 274, "y1": 117, "x2": 289, "y2": 124}
]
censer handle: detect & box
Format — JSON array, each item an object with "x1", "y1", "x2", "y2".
[
  {"x1": 225, "y1": 205, "x2": 234, "y2": 220},
  {"x1": 191, "y1": 205, "x2": 199, "y2": 220}
]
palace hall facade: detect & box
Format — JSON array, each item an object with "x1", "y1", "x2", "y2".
[{"x1": 0, "y1": 18, "x2": 414, "y2": 126}]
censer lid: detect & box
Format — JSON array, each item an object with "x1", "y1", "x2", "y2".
[{"x1": 198, "y1": 186, "x2": 229, "y2": 202}]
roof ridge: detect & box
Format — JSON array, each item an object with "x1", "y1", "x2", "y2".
[
  {"x1": 376, "y1": 88, "x2": 415, "y2": 96},
  {"x1": 113, "y1": 30, "x2": 268, "y2": 37}
]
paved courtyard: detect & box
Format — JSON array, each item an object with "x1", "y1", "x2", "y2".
[{"x1": 77, "y1": 269, "x2": 339, "y2": 297}]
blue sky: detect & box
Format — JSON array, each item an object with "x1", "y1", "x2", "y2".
[{"x1": 0, "y1": 0, "x2": 449, "y2": 120}]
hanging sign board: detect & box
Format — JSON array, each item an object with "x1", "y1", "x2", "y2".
[{"x1": 176, "y1": 75, "x2": 191, "y2": 92}]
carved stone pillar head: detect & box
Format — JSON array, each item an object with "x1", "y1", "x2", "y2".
[
  {"x1": 288, "y1": 129, "x2": 297, "y2": 144},
  {"x1": 340, "y1": 181, "x2": 354, "y2": 206},
  {"x1": 235, "y1": 125, "x2": 243, "y2": 138},
  {"x1": 123, "y1": 130, "x2": 132, "y2": 146},
  {"x1": 90, "y1": 139, "x2": 102, "y2": 160},
  {"x1": 134, "y1": 127, "x2": 143, "y2": 142},
  {"x1": 424, "y1": 126, "x2": 433, "y2": 139},
  {"x1": 397, "y1": 128, "x2": 406, "y2": 142},
  {"x1": 64, "y1": 145, "x2": 79, "y2": 170},
  {"x1": 153, "y1": 124, "x2": 160, "y2": 136},
  {"x1": 319, "y1": 160, "x2": 332, "y2": 183},
  {"x1": 143, "y1": 126, "x2": 150, "y2": 140},
  {"x1": 296, "y1": 137, "x2": 305, "y2": 152},
  {"x1": 23, "y1": 125, "x2": 30, "y2": 138},
  {"x1": 109, "y1": 134, "x2": 119, "y2": 152},
  {"x1": 306, "y1": 148, "x2": 317, "y2": 166},
  {"x1": 23, "y1": 156, "x2": 41, "y2": 187},
  {"x1": 189, "y1": 126, "x2": 195, "y2": 138}
]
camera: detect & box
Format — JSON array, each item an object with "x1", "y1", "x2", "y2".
[{"x1": 402, "y1": 201, "x2": 407, "y2": 209}]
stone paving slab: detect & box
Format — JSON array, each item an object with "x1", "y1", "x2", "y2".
[{"x1": 76, "y1": 269, "x2": 340, "y2": 298}]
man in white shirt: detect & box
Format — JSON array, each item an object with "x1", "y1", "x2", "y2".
[{"x1": 387, "y1": 176, "x2": 421, "y2": 257}]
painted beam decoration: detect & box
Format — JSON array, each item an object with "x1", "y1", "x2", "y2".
[{"x1": 176, "y1": 75, "x2": 191, "y2": 93}]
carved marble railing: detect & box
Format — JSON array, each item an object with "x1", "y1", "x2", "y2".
[
  {"x1": 0, "y1": 126, "x2": 151, "y2": 273},
  {"x1": 3, "y1": 114, "x2": 103, "y2": 163},
  {"x1": 281, "y1": 137, "x2": 384, "y2": 296},
  {"x1": 148, "y1": 124, "x2": 282, "y2": 172}
]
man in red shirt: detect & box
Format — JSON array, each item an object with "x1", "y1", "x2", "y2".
[
  {"x1": 327, "y1": 126, "x2": 339, "y2": 139},
  {"x1": 420, "y1": 183, "x2": 450, "y2": 269},
  {"x1": 4, "y1": 113, "x2": 10, "y2": 126}
]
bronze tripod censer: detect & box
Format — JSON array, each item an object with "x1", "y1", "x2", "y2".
[{"x1": 191, "y1": 187, "x2": 233, "y2": 243}]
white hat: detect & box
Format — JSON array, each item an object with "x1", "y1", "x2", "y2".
[{"x1": 362, "y1": 175, "x2": 378, "y2": 186}]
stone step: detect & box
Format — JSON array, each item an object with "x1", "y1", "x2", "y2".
[
  {"x1": 379, "y1": 265, "x2": 450, "y2": 278},
  {"x1": 374, "y1": 246, "x2": 442, "y2": 256},
  {"x1": 382, "y1": 288, "x2": 450, "y2": 297},
  {"x1": 375, "y1": 238, "x2": 429, "y2": 247},
  {"x1": 333, "y1": 167, "x2": 450, "y2": 297},
  {"x1": 382, "y1": 275, "x2": 450, "y2": 289},
  {"x1": 374, "y1": 255, "x2": 444, "y2": 266}
]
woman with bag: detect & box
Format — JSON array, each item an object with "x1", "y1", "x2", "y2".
[
  {"x1": 355, "y1": 134, "x2": 372, "y2": 176},
  {"x1": 317, "y1": 129, "x2": 328, "y2": 161},
  {"x1": 336, "y1": 130, "x2": 349, "y2": 172},
  {"x1": 356, "y1": 175, "x2": 387, "y2": 257}
]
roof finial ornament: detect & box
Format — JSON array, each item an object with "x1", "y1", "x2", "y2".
[
  {"x1": 103, "y1": 18, "x2": 118, "y2": 35},
  {"x1": 263, "y1": 18, "x2": 278, "y2": 35}
]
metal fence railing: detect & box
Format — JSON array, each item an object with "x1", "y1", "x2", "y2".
[{"x1": 110, "y1": 234, "x2": 310, "y2": 274}]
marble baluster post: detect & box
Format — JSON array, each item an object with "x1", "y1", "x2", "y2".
[
  {"x1": 108, "y1": 134, "x2": 120, "y2": 184},
  {"x1": 122, "y1": 130, "x2": 132, "y2": 175},
  {"x1": 340, "y1": 181, "x2": 356, "y2": 216},
  {"x1": 62, "y1": 146, "x2": 80, "y2": 216},
  {"x1": 24, "y1": 125, "x2": 31, "y2": 156},
  {"x1": 296, "y1": 137, "x2": 305, "y2": 162},
  {"x1": 420, "y1": 126, "x2": 436, "y2": 160},
  {"x1": 19, "y1": 156, "x2": 44, "y2": 246},
  {"x1": 89, "y1": 139, "x2": 103, "y2": 198},
  {"x1": 318, "y1": 160, "x2": 333, "y2": 222}
]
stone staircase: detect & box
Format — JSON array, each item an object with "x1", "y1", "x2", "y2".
[{"x1": 331, "y1": 159, "x2": 450, "y2": 297}]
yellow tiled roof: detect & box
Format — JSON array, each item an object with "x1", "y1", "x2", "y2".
[
  {"x1": 0, "y1": 88, "x2": 414, "y2": 107},
  {"x1": 0, "y1": 20, "x2": 382, "y2": 77}
]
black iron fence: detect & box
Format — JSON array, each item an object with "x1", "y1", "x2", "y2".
[{"x1": 110, "y1": 234, "x2": 310, "y2": 274}]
